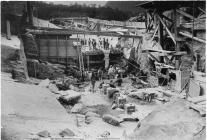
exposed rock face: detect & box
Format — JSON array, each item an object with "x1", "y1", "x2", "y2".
[
  {"x1": 21, "y1": 33, "x2": 38, "y2": 59},
  {"x1": 125, "y1": 99, "x2": 205, "y2": 140}
]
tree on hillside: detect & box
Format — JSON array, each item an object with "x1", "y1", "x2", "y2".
[{"x1": 1, "y1": 1, "x2": 135, "y2": 21}]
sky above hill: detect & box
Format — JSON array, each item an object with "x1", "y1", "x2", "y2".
[{"x1": 47, "y1": 1, "x2": 107, "y2": 7}]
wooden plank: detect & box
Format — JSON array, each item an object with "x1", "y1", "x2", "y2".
[
  {"x1": 188, "y1": 96, "x2": 206, "y2": 104},
  {"x1": 158, "y1": 14, "x2": 164, "y2": 50},
  {"x1": 148, "y1": 52, "x2": 160, "y2": 63},
  {"x1": 179, "y1": 32, "x2": 206, "y2": 44},
  {"x1": 151, "y1": 25, "x2": 159, "y2": 41},
  {"x1": 198, "y1": 7, "x2": 205, "y2": 14},
  {"x1": 142, "y1": 49, "x2": 176, "y2": 54},
  {"x1": 155, "y1": 62, "x2": 175, "y2": 69},
  {"x1": 189, "y1": 104, "x2": 206, "y2": 117},
  {"x1": 158, "y1": 15, "x2": 176, "y2": 44},
  {"x1": 88, "y1": 60, "x2": 104, "y2": 64},
  {"x1": 176, "y1": 9, "x2": 200, "y2": 22},
  {"x1": 161, "y1": 14, "x2": 173, "y2": 22}
]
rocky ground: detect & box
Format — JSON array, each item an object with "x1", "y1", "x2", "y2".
[
  {"x1": 1, "y1": 35, "x2": 205, "y2": 140},
  {"x1": 0, "y1": 72, "x2": 136, "y2": 139}
]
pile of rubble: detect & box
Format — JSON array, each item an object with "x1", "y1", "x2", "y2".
[{"x1": 27, "y1": 59, "x2": 66, "y2": 80}]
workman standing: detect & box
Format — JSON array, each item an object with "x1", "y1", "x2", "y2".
[{"x1": 91, "y1": 71, "x2": 96, "y2": 93}]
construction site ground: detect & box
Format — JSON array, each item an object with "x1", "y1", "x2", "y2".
[
  {"x1": 1, "y1": 35, "x2": 205, "y2": 140},
  {"x1": 2, "y1": 72, "x2": 153, "y2": 139}
]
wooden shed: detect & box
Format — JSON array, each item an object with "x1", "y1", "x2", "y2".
[{"x1": 35, "y1": 34, "x2": 79, "y2": 66}]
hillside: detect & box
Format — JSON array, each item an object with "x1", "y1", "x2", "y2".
[
  {"x1": 1, "y1": 1, "x2": 135, "y2": 21},
  {"x1": 105, "y1": 1, "x2": 146, "y2": 13}
]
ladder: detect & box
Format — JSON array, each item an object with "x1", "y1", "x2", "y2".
[
  {"x1": 78, "y1": 45, "x2": 84, "y2": 72},
  {"x1": 76, "y1": 34, "x2": 84, "y2": 72}
]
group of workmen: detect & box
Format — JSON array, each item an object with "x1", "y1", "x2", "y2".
[
  {"x1": 90, "y1": 65, "x2": 124, "y2": 92},
  {"x1": 88, "y1": 37, "x2": 111, "y2": 50},
  {"x1": 80, "y1": 37, "x2": 112, "y2": 51}
]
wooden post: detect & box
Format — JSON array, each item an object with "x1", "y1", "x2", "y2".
[
  {"x1": 158, "y1": 15, "x2": 176, "y2": 44},
  {"x1": 27, "y1": 1, "x2": 33, "y2": 26},
  {"x1": 19, "y1": 37, "x2": 29, "y2": 81},
  {"x1": 47, "y1": 37, "x2": 49, "y2": 59},
  {"x1": 6, "y1": 20, "x2": 11, "y2": 40},
  {"x1": 158, "y1": 12, "x2": 164, "y2": 63},
  {"x1": 65, "y1": 36, "x2": 68, "y2": 68},
  {"x1": 37, "y1": 36, "x2": 40, "y2": 59},
  {"x1": 151, "y1": 25, "x2": 159, "y2": 41},
  {"x1": 158, "y1": 14, "x2": 164, "y2": 48},
  {"x1": 87, "y1": 55, "x2": 90, "y2": 71},
  {"x1": 56, "y1": 35, "x2": 59, "y2": 63},
  {"x1": 173, "y1": 8, "x2": 178, "y2": 51},
  {"x1": 173, "y1": 8, "x2": 180, "y2": 69}
]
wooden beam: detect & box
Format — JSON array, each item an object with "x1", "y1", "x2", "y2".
[
  {"x1": 179, "y1": 32, "x2": 206, "y2": 44},
  {"x1": 148, "y1": 52, "x2": 160, "y2": 63},
  {"x1": 36, "y1": 37, "x2": 40, "y2": 59},
  {"x1": 87, "y1": 55, "x2": 90, "y2": 71},
  {"x1": 161, "y1": 14, "x2": 173, "y2": 22},
  {"x1": 158, "y1": 15, "x2": 164, "y2": 48},
  {"x1": 26, "y1": 29, "x2": 142, "y2": 38},
  {"x1": 173, "y1": 8, "x2": 179, "y2": 52},
  {"x1": 6, "y1": 20, "x2": 11, "y2": 40},
  {"x1": 198, "y1": 7, "x2": 205, "y2": 14},
  {"x1": 158, "y1": 15, "x2": 176, "y2": 45},
  {"x1": 47, "y1": 37, "x2": 49, "y2": 59},
  {"x1": 155, "y1": 62, "x2": 175, "y2": 69},
  {"x1": 65, "y1": 36, "x2": 68, "y2": 68},
  {"x1": 151, "y1": 25, "x2": 159, "y2": 41},
  {"x1": 176, "y1": 9, "x2": 200, "y2": 22}
]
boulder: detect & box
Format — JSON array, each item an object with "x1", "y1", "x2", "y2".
[
  {"x1": 111, "y1": 103, "x2": 117, "y2": 110},
  {"x1": 85, "y1": 111, "x2": 100, "y2": 118},
  {"x1": 11, "y1": 69, "x2": 26, "y2": 81},
  {"x1": 37, "y1": 130, "x2": 50, "y2": 138},
  {"x1": 102, "y1": 114, "x2": 121, "y2": 126},
  {"x1": 39, "y1": 79, "x2": 50, "y2": 88},
  {"x1": 119, "y1": 114, "x2": 139, "y2": 122},
  {"x1": 71, "y1": 103, "x2": 88, "y2": 114},
  {"x1": 48, "y1": 83, "x2": 59, "y2": 94},
  {"x1": 59, "y1": 129, "x2": 75, "y2": 137},
  {"x1": 107, "y1": 88, "x2": 119, "y2": 99},
  {"x1": 127, "y1": 99, "x2": 206, "y2": 140},
  {"x1": 85, "y1": 112, "x2": 100, "y2": 124},
  {"x1": 58, "y1": 90, "x2": 81, "y2": 105}
]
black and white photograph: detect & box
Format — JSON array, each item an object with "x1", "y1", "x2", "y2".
[{"x1": 1, "y1": 1, "x2": 206, "y2": 140}]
